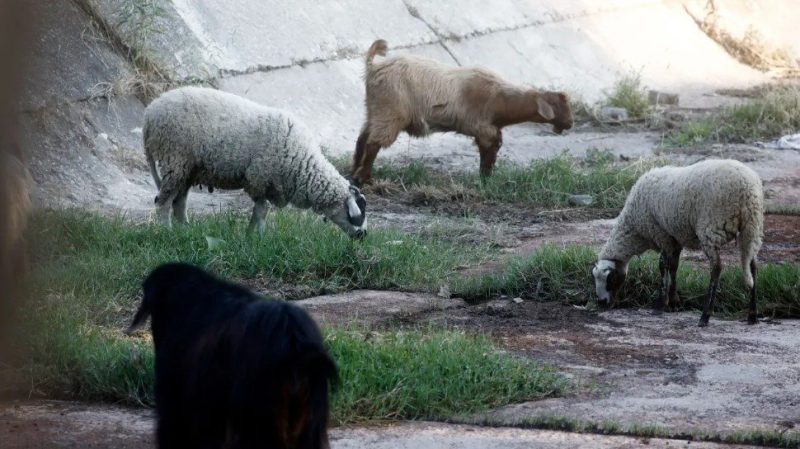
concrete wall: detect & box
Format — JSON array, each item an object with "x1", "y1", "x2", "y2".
[{"x1": 19, "y1": 0, "x2": 798, "y2": 211}]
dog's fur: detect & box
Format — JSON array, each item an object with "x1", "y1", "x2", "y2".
[{"x1": 129, "y1": 263, "x2": 337, "y2": 449}]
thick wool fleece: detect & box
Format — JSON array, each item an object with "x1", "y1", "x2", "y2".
[
  {"x1": 599, "y1": 159, "x2": 763, "y2": 287},
  {"x1": 144, "y1": 86, "x2": 350, "y2": 213}
]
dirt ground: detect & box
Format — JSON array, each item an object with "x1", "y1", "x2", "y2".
[
  {"x1": 0, "y1": 402, "x2": 769, "y2": 449},
  {"x1": 298, "y1": 291, "x2": 800, "y2": 439}
]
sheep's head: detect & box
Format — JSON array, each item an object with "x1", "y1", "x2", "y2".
[
  {"x1": 325, "y1": 185, "x2": 367, "y2": 239},
  {"x1": 591, "y1": 259, "x2": 626, "y2": 307},
  {"x1": 536, "y1": 91, "x2": 573, "y2": 134}
]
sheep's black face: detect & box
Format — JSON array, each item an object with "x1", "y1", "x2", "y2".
[
  {"x1": 326, "y1": 185, "x2": 368, "y2": 239},
  {"x1": 591, "y1": 259, "x2": 626, "y2": 307}
]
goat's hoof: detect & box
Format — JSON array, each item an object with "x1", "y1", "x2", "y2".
[
  {"x1": 651, "y1": 308, "x2": 664, "y2": 316},
  {"x1": 747, "y1": 315, "x2": 758, "y2": 325},
  {"x1": 697, "y1": 317, "x2": 709, "y2": 327}
]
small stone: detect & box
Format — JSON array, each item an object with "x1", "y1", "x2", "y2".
[
  {"x1": 512, "y1": 297, "x2": 523, "y2": 304},
  {"x1": 568, "y1": 194, "x2": 593, "y2": 207},
  {"x1": 600, "y1": 106, "x2": 628, "y2": 122},
  {"x1": 648, "y1": 90, "x2": 679, "y2": 106}
]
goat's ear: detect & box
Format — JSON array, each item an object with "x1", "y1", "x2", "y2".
[{"x1": 536, "y1": 96, "x2": 555, "y2": 121}]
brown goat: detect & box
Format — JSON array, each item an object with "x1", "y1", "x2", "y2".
[{"x1": 351, "y1": 39, "x2": 574, "y2": 186}]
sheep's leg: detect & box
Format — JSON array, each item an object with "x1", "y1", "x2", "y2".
[
  {"x1": 667, "y1": 250, "x2": 681, "y2": 309},
  {"x1": 154, "y1": 175, "x2": 182, "y2": 227},
  {"x1": 171, "y1": 185, "x2": 190, "y2": 225},
  {"x1": 653, "y1": 251, "x2": 670, "y2": 314},
  {"x1": 247, "y1": 199, "x2": 268, "y2": 235},
  {"x1": 698, "y1": 252, "x2": 722, "y2": 327},
  {"x1": 747, "y1": 258, "x2": 758, "y2": 325},
  {"x1": 477, "y1": 129, "x2": 502, "y2": 178}
]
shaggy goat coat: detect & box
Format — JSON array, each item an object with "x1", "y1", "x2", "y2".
[
  {"x1": 129, "y1": 263, "x2": 337, "y2": 449},
  {"x1": 144, "y1": 87, "x2": 366, "y2": 236},
  {"x1": 350, "y1": 39, "x2": 573, "y2": 184}
]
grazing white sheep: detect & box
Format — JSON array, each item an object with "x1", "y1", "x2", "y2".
[
  {"x1": 350, "y1": 39, "x2": 574, "y2": 185},
  {"x1": 591, "y1": 159, "x2": 764, "y2": 327},
  {"x1": 144, "y1": 86, "x2": 367, "y2": 238}
]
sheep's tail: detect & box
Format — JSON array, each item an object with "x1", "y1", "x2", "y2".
[
  {"x1": 365, "y1": 39, "x2": 387, "y2": 71},
  {"x1": 143, "y1": 121, "x2": 161, "y2": 189},
  {"x1": 739, "y1": 204, "x2": 764, "y2": 289}
]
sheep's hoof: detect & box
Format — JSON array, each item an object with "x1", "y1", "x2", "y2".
[
  {"x1": 747, "y1": 314, "x2": 758, "y2": 325},
  {"x1": 697, "y1": 316, "x2": 710, "y2": 327},
  {"x1": 651, "y1": 308, "x2": 664, "y2": 316}
]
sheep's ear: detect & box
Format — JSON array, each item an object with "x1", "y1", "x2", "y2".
[{"x1": 536, "y1": 96, "x2": 555, "y2": 121}]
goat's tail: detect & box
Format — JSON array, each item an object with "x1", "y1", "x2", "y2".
[
  {"x1": 143, "y1": 121, "x2": 161, "y2": 189},
  {"x1": 365, "y1": 39, "x2": 388, "y2": 71}
]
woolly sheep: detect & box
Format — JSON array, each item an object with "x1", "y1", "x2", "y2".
[
  {"x1": 591, "y1": 159, "x2": 764, "y2": 327},
  {"x1": 144, "y1": 86, "x2": 367, "y2": 238},
  {"x1": 350, "y1": 39, "x2": 574, "y2": 186}
]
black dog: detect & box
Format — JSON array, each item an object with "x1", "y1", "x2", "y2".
[{"x1": 128, "y1": 263, "x2": 337, "y2": 449}]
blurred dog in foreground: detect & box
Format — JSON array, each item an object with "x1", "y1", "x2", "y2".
[{"x1": 129, "y1": 263, "x2": 337, "y2": 449}]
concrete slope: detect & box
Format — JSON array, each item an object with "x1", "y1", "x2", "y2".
[{"x1": 20, "y1": 0, "x2": 800, "y2": 211}]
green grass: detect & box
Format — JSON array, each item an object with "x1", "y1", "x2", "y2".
[
  {"x1": 327, "y1": 327, "x2": 564, "y2": 423},
  {"x1": 28, "y1": 209, "x2": 491, "y2": 327},
  {"x1": 603, "y1": 73, "x2": 651, "y2": 120},
  {"x1": 455, "y1": 244, "x2": 800, "y2": 319},
  {"x1": 21, "y1": 302, "x2": 564, "y2": 421},
  {"x1": 16, "y1": 208, "x2": 563, "y2": 421},
  {"x1": 669, "y1": 85, "x2": 800, "y2": 146},
  {"x1": 339, "y1": 151, "x2": 661, "y2": 210}
]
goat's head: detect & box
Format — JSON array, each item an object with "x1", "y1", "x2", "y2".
[
  {"x1": 325, "y1": 185, "x2": 367, "y2": 240},
  {"x1": 536, "y1": 91, "x2": 574, "y2": 134},
  {"x1": 591, "y1": 259, "x2": 627, "y2": 307}
]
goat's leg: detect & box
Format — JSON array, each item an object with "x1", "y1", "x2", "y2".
[
  {"x1": 247, "y1": 198, "x2": 269, "y2": 235},
  {"x1": 352, "y1": 141, "x2": 383, "y2": 186},
  {"x1": 747, "y1": 258, "x2": 758, "y2": 324},
  {"x1": 653, "y1": 251, "x2": 670, "y2": 314},
  {"x1": 699, "y1": 251, "x2": 722, "y2": 327},
  {"x1": 477, "y1": 129, "x2": 502, "y2": 178},
  {"x1": 171, "y1": 184, "x2": 190, "y2": 225},
  {"x1": 351, "y1": 127, "x2": 369, "y2": 182}
]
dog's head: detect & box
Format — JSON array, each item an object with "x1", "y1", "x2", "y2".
[{"x1": 127, "y1": 263, "x2": 211, "y2": 334}]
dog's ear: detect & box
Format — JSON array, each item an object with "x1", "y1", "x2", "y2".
[{"x1": 126, "y1": 298, "x2": 151, "y2": 334}]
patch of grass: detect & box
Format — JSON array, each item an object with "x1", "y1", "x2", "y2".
[
  {"x1": 28, "y1": 209, "x2": 492, "y2": 328},
  {"x1": 668, "y1": 85, "x2": 800, "y2": 145},
  {"x1": 455, "y1": 244, "x2": 800, "y2": 319},
  {"x1": 333, "y1": 152, "x2": 660, "y2": 210},
  {"x1": 666, "y1": 118, "x2": 715, "y2": 147},
  {"x1": 467, "y1": 414, "x2": 800, "y2": 448},
  {"x1": 603, "y1": 73, "x2": 651, "y2": 120},
  {"x1": 327, "y1": 327, "x2": 565, "y2": 423},
  {"x1": 21, "y1": 303, "x2": 564, "y2": 421}
]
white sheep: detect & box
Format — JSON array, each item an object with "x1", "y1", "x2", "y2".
[
  {"x1": 143, "y1": 86, "x2": 367, "y2": 238},
  {"x1": 591, "y1": 159, "x2": 764, "y2": 327},
  {"x1": 350, "y1": 39, "x2": 574, "y2": 186}
]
